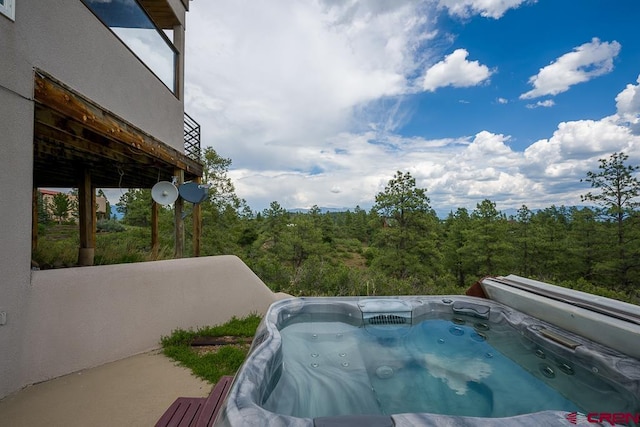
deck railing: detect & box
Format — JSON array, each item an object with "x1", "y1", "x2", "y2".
[{"x1": 184, "y1": 112, "x2": 201, "y2": 161}]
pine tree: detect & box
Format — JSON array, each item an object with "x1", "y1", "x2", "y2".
[
  {"x1": 581, "y1": 152, "x2": 640, "y2": 287},
  {"x1": 50, "y1": 192, "x2": 71, "y2": 224},
  {"x1": 371, "y1": 171, "x2": 440, "y2": 281}
]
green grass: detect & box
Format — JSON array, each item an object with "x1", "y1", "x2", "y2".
[
  {"x1": 33, "y1": 223, "x2": 175, "y2": 267},
  {"x1": 160, "y1": 314, "x2": 261, "y2": 384}
]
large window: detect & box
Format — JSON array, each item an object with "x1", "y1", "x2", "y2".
[
  {"x1": 83, "y1": 0, "x2": 176, "y2": 93},
  {"x1": 0, "y1": 0, "x2": 15, "y2": 21}
]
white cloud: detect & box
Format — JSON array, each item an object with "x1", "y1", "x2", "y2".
[
  {"x1": 616, "y1": 75, "x2": 640, "y2": 115},
  {"x1": 437, "y1": 0, "x2": 532, "y2": 19},
  {"x1": 526, "y1": 99, "x2": 555, "y2": 109},
  {"x1": 177, "y1": 2, "x2": 640, "y2": 215},
  {"x1": 517, "y1": 116, "x2": 640, "y2": 207},
  {"x1": 527, "y1": 119, "x2": 619, "y2": 161},
  {"x1": 185, "y1": 0, "x2": 436, "y2": 173},
  {"x1": 422, "y1": 49, "x2": 494, "y2": 91},
  {"x1": 520, "y1": 38, "x2": 621, "y2": 100},
  {"x1": 464, "y1": 131, "x2": 513, "y2": 157},
  {"x1": 429, "y1": 107, "x2": 640, "y2": 211},
  {"x1": 615, "y1": 74, "x2": 640, "y2": 133},
  {"x1": 222, "y1": 110, "x2": 640, "y2": 212}
]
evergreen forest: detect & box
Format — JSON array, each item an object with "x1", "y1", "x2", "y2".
[{"x1": 34, "y1": 149, "x2": 640, "y2": 304}]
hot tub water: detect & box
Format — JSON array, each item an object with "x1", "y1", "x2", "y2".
[
  {"x1": 263, "y1": 319, "x2": 580, "y2": 418},
  {"x1": 215, "y1": 297, "x2": 640, "y2": 426}
]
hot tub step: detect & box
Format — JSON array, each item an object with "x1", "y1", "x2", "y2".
[{"x1": 155, "y1": 375, "x2": 233, "y2": 427}]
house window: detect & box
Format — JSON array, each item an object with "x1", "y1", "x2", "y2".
[
  {"x1": 82, "y1": 0, "x2": 177, "y2": 93},
  {"x1": 0, "y1": 0, "x2": 15, "y2": 21}
]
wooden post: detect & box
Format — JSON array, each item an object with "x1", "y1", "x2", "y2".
[
  {"x1": 151, "y1": 200, "x2": 159, "y2": 259},
  {"x1": 173, "y1": 23, "x2": 185, "y2": 100},
  {"x1": 78, "y1": 169, "x2": 95, "y2": 266},
  {"x1": 192, "y1": 177, "x2": 202, "y2": 257},
  {"x1": 32, "y1": 188, "x2": 39, "y2": 252},
  {"x1": 174, "y1": 169, "x2": 184, "y2": 258}
]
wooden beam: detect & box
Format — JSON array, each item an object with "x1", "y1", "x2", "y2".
[
  {"x1": 33, "y1": 120, "x2": 177, "y2": 188},
  {"x1": 32, "y1": 188, "x2": 38, "y2": 252},
  {"x1": 173, "y1": 21, "x2": 185, "y2": 100},
  {"x1": 78, "y1": 169, "x2": 95, "y2": 266},
  {"x1": 34, "y1": 71, "x2": 202, "y2": 177},
  {"x1": 34, "y1": 110, "x2": 157, "y2": 167},
  {"x1": 174, "y1": 169, "x2": 184, "y2": 258},
  {"x1": 192, "y1": 177, "x2": 202, "y2": 257},
  {"x1": 151, "y1": 200, "x2": 159, "y2": 259},
  {"x1": 139, "y1": 0, "x2": 180, "y2": 28}
]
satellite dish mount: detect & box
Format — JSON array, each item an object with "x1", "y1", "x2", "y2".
[{"x1": 151, "y1": 181, "x2": 179, "y2": 205}]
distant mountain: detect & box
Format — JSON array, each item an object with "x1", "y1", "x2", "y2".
[
  {"x1": 501, "y1": 205, "x2": 595, "y2": 219},
  {"x1": 109, "y1": 210, "x2": 124, "y2": 220},
  {"x1": 287, "y1": 207, "x2": 356, "y2": 214},
  {"x1": 286, "y1": 205, "x2": 596, "y2": 219}
]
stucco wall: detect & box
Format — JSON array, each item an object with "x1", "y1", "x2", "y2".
[
  {"x1": 0, "y1": 0, "x2": 185, "y2": 149},
  {"x1": 0, "y1": 83, "x2": 35, "y2": 404},
  {"x1": 0, "y1": 0, "x2": 199, "y2": 400},
  {"x1": 15, "y1": 256, "x2": 278, "y2": 393}
]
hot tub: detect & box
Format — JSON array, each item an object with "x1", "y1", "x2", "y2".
[{"x1": 214, "y1": 296, "x2": 640, "y2": 426}]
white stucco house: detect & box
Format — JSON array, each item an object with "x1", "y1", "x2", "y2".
[{"x1": 0, "y1": 0, "x2": 278, "y2": 400}]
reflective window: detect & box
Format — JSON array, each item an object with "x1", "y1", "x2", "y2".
[
  {"x1": 83, "y1": 0, "x2": 176, "y2": 92},
  {"x1": 0, "y1": 0, "x2": 15, "y2": 21}
]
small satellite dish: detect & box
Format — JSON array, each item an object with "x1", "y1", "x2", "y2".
[
  {"x1": 178, "y1": 182, "x2": 208, "y2": 204},
  {"x1": 151, "y1": 181, "x2": 178, "y2": 205}
]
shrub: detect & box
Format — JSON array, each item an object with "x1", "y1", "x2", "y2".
[{"x1": 97, "y1": 219, "x2": 125, "y2": 232}]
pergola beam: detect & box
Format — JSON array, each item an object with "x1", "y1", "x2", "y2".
[
  {"x1": 78, "y1": 169, "x2": 96, "y2": 266},
  {"x1": 32, "y1": 70, "x2": 203, "y2": 265}
]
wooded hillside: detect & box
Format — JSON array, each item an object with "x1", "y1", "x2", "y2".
[{"x1": 33, "y1": 149, "x2": 640, "y2": 303}]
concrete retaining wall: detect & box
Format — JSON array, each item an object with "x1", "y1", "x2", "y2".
[{"x1": 17, "y1": 256, "x2": 278, "y2": 390}]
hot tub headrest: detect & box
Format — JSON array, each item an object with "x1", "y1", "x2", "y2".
[{"x1": 452, "y1": 301, "x2": 490, "y2": 319}]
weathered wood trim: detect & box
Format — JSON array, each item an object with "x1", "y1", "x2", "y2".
[
  {"x1": 174, "y1": 169, "x2": 184, "y2": 258},
  {"x1": 33, "y1": 71, "x2": 202, "y2": 177},
  {"x1": 34, "y1": 113, "x2": 156, "y2": 168},
  {"x1": 192, "y1": 177, "x2": 202, "y2": 257},
  {"x1": 152, "y1": 201, "x2": 159, "y2": 259},
  {"x1": 139, "y1": 0, "x2": 181, "y2": 28},
  {"x1": 78, "y1": 169, "x2": 95, "y2": 266},
  {"x1": 32, "y1": 189, "x2": 38, "y2": 252}
]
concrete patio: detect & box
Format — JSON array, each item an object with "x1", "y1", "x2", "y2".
[{"x1": 0, "y1": 350, "x2": 211, "y2": 427}]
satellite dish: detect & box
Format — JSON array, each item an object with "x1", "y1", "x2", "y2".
[
  {"x1": 178, "y1": 182, "x2": 208, "y2": 204},
  {"x1": 151, "y1": 181, "x2": 178, "y2": 205}
]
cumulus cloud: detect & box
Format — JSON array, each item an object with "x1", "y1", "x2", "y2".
[
  {"x1": 185, "y1": 0, "x2": 435, "y2": 173},
  {"x1": 516, "y1": 114, "x2": 640, "y2": 206},
  {"x1": 524, "y1": 118, "x2": 634, "y2": 168},
  {"x1": 616, "y1": 75, "x2": 640, "y2": 115},
  {"x1": 520, "y1": 38, "x2": 621, "y2": 99},
  {"x1": 526, "y1": 99, "x2": 555, "y2": 109},
  {"x1": 437, "y1": 0, "x2": 532, "y2": 19},
  {"x1": 615, "y1": 74, "x2": 640, "y2": 133},
  {"x1": 229, "y1": 109, "x2": 640, "y2": 212},
  {"x1": 423, "y1": 49, "x2": 494, "y2": 91},
  {"x1": 431, "y1": 104, "x2": 640, "y2": 211},
  {"x1": 180, "y1": 2, "x2": 640, "y2": 214}
]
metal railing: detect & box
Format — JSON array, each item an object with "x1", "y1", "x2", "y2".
[{"x1": 184, "y1": 112, "x2": 201, "y2": 161}]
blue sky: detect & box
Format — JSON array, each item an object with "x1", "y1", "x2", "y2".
[
  {"x1": 404, "y1": 0, "x2": 640, "y2": 148},
  {"x1": 182, "y1": 0, "x2": 640, "y2": 214}
]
